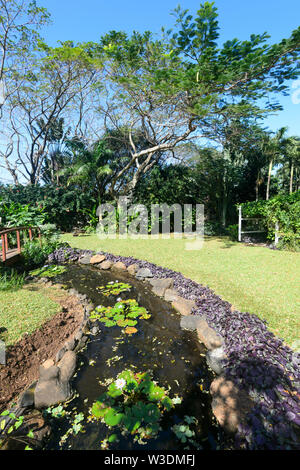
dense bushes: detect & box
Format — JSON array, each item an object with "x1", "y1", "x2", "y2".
[
  {"x1": 0, "y1": 185, "x2": 96, "y2": 231},
  {"x1": 240, "y1": 191, "x2": 300, "y2": 250}
]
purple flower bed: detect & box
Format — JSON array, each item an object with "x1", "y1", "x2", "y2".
[{"x1": 48, "y1": 247, "x2": 300, "y2": 450}]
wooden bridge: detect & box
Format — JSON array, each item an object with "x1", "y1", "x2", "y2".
[{"x1": 0, "y1": 226, "x2": 41, "y2": 266}]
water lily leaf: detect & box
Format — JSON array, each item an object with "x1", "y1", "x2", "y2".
[
  {"x1": 104, "y1": 409, "x2": 124, "y2": 427},
  {"x1": 125, "y1": 327, "x2": 138, "y2": 335},
  {"x1": 92, "y1": 402, "x2": 110, "y2": 419},
  {"x1": 108, "y1": 433, "x2": 118, "y2": 443}
]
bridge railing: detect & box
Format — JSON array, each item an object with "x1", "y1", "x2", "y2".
[{"x1": 0, "y1": 226, "x2": 41, "y2": 262}]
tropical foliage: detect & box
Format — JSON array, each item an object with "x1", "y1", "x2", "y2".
[
  {"x1": 90, "y1": 369, "x2": 181, "y2": 446},
  {"x1": 90, "y1": 298, "x2": 151, "y2": 332}
]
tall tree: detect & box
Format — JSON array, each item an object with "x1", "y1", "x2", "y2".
[
  {"x1": 0, "y1": 0, "x2": 50, "y2": 115},
  {"x1": 91, "y1": 2, "x2": 300, "y2": 199},
  {"x1": 262, "y1": 127, "x2": 287, "y2": 200},
  {"x1": 0, "y1": 41, "x2": 97, "y2": 184}
]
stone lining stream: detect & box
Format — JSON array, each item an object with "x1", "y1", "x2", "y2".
[{"x1": 43, "y1": 264, "x2": 228, "y2": 450}]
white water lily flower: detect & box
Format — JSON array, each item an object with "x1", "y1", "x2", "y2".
[{"x1": 115, "y1": 378, "x2": 126, "y2": 390}]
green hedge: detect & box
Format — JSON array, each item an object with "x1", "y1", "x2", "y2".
[
  {"x1": 0, "y1": 184, "x2": 96, "y2": 231},
  {"x1": 240, "y1": 191, "x2": 300, "y2": 250}
]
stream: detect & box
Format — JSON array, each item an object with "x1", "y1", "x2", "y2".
[{"x1": 44, "y1": 265, "x2": 227, "y2": 450}]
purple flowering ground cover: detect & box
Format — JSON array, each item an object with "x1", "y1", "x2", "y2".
[{"x1": 49, "y1": 247, "x2": 300, "y2": 450}]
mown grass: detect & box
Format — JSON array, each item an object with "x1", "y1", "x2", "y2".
[
  {"x1": 0, "y1": 284, "x2": 66, "y2": 346},
  {"x1": 62, "y1": 234, "x2": 300, "y2": 347}
]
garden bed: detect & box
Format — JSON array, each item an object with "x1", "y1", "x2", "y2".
[
  {"x1": 47, "y1": 248, "x2": 299, "y2": 450},
  {"x1": 1, "y1": 247, "x2": 299, "y2": 450},
  {"x1": 0, "y1": 291, "x2": 84, "y2": 412}
]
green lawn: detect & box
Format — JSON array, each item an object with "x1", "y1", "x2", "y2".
[
  {"x1": 62, "y1": 234, "x2": 300, "y2": 347},
  {"x1": 0, "y1": 284, "x2": 64, "y2": 346}
]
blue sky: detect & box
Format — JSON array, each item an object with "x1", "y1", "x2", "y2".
[
  {"x1": 0, "y1": 0, "x2": 299, "y2": 183},
  {"x1": 42, "y1": 0, "x2": 300, "y2": 136}
]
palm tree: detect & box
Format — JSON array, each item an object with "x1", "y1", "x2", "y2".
[
  {"x1": 281, "y1": 136, "x2": 300, "y2": 194},
  {"x1": 59, "y1": 138, "x2": 112, "y2": 202},
  {"x1": 261, "y1": 127, "x2": 287, "y2": 200}
]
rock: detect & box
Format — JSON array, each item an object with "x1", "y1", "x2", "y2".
[
  {"x1": 172, "y1": 297, "x2": 196, "y2": 316},
  {"x1": 39, "y1": 365, "x2": 60, "y2": 382},
  {"x1": 75, "y1": 329, "x2": 83, "y2": 342},
  {"x1": 79, "y1": 255, "x2": 92, "y2": 265},
  {"x1": 136, "y1": 268, "x2": 153, "y2": 279},
  {"x1": 127, "y1": 264, "x2": 138, "y2": 275},
  {"x1": 149, "y1": 278, "x2": 174, "y2": 297},
  {"x1": 55, "y1": 347, "x2": 65, "y2": 363},
  {"x1": 180, "y1": 315, "x2": 206, "y2": 331},
  {"x1": 76, "y1": 335, "x2": 88, "y2": 350},
  {"x1": 18, "y1": 383, "x2": 36, "y2": 408},
  {"x1": 210, "y1": 376, "x2": 254, "y2": 433},
  {"x1": 34, "y1": 352, "x2": 76, "y2": 409},
  {"x1": 149, "y1": 278, "x2": 174, "y2": 289},
  {"x1": 42, "y1": 359, "x2": 54, "y2": 369},
  {"x1": 164, "y1": 289, "x2": 180, "y2": 302},
  {"x1": 196, "y1": 320, "x2": 223, "y2": 350},
  {"x1": 90, "y1": 254, "x2": 106, "y2": 264},
  {"x1": 34, "y1": 365, "x2": 67, "y2": 409},
  {"x1": 112, "y1": 261, "x2": 127, "y2": 271},
  {"x1": 99, "y1": 260, "x2": 113, "y2": 270},
  {"x1": 206, "y1": 347, "x2": 227, "y2": 375},
  {"x1": 91, "y1": 326, "x2": 99, "y2": 335},
  {"x1": 58, "y1": 351, "x2": 76, "y2": 383},
  {"x1": 64, "y1": 337, "x2": 75, "y2": 351}
]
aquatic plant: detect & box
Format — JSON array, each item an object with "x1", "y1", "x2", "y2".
[
  {"x1": 172, "y1": 416, "x2": 202, "y2": 450},
  {"x1": 90, "y1": 370, "x2": 181, "y2": 446},
  {"x1": 30, "y1": 265, "x2": 67, "y2": 278},
  {"x1": 0, "y1": 410, "x2": 34, "y2": 450},
  {"x1": 90, "y1": 299, "x2": 151, "y2": 332},
  {"x1": 97, "y1": 281, "x2": 132, "y2": 296},
  {"x1": 48, "y1": 247, "x2": 300, "y2": 450}
]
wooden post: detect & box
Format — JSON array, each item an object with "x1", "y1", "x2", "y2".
[
  {"x1": 16, "y1": 230, "x2": 21, "y2": 254},
  {"x1": 238, "y1": 205, "x2": 242, "y2": 242},
  {"x1": 4, "y1": 233, "x2": 8, "y2": 252},
  {"x1": 1, "y1": 234, "x2": 6, "y2": 262},
  {"x1": 28, "y1": 228, "x2": 32, "y2": 241}
]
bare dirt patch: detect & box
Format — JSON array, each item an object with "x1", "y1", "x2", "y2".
[{"x1": 0, "y1": 292, "x2": 84, "y2": 412}]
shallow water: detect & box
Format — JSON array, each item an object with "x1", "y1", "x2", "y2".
[{"x1": 45, "y1": 265, "x2": 225, "y2": 450}]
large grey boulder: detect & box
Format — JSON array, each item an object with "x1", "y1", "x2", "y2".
[
  {"x1": 206, "y1": 347, "x2": 227, "y2": 375},
  {"x1": 34, "y1": 351, "x2": 77, "y2": 409},
  {"x1": 149, "y1": 278, "x2": 174, "y2": 297},
  {"x1": 180, "y1": 315, "x2": 206, "y2": 331},
  {"x1": 136, "y1": 268, "x2": 153, "y2": 280},
  {"x1": 79, "y1": 255, "x2": 92, "y2": 265},
  {"x1": 172, "y1": 297, "x2": 196, "y2": 316},
  {"x1": 164, "y1": 289, "x2": 180, "y2": 302},
  {"x1": 196, "y1": 319, "x2": 223, "y2": 350}
]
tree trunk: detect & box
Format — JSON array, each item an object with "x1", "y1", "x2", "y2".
[
  {"x1": 255, "y1": 171, "x2": 260, "y2": 201},
  {"x1": 289, "y1": 162, "x2": 294, "y2": 194},
  {"x1": 266, "y1": 159, "x2": 273, "y2": 201},
  {"x1": 221, "y1": 198, "x2": 228, "y2": 228}
]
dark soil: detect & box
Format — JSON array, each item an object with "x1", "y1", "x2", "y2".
[{"x1": 0, "y1": 294, "x2": 84, "y2": 412}]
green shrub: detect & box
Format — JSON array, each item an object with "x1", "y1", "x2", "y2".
[
  {"x1": 227, "y1": 224, "x2": 239, "y2": 241},
  {"x1": 21, "y1": 239, "x2": 69, "y2": 270},
  {"x1": 0, "y1": 201, "x2": 46, "y2": 228},
  {"x1": 0, "y1": 184, "x2": 96, "y2": 231},
  {"x1": 204, "y1": 221, "x2": 225, "y2": 236},
  {"x1": 240, "y1": 191, "x2": 300, "y2": 250},
  {"x1": 0, "y1": 268, "x2": 25, "y2": 291}
]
